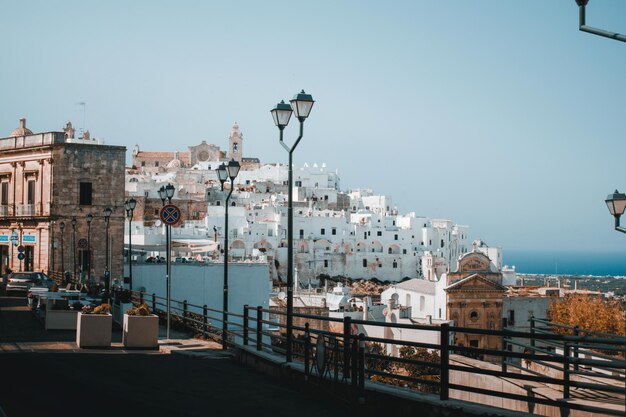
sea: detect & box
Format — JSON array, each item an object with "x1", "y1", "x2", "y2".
[{"x1": 503, "y1": 250, "x2": 626, "y2": 277}]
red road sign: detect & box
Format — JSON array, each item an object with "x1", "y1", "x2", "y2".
[{"x1": 160, "y1": 204, "x2": 181, "y2": 226}]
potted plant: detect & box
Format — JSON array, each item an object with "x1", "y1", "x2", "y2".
[
  {"x1": 123, "y1": 303, "x2": 159, "y2": 349},
  {"x1": 76, "y1": 303, "x2": 113, "y2": 348}
]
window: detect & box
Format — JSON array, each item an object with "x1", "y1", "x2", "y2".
[
  {"x1": 141, "y1": 161, "x2": 145, "y2": 167},
  {"x1": 429, "y1": 239, "x2": 432, "y2": 246},
  {"x1": 363, "y1": 259, "x2": 367, "y2": 267},
  {"x1": 394, "y1": 234, "x2": 398, "y2": 241},
  {"x1": 388, "y1": 248, "x2": 392, "y2": 254},
  {"x1": 392, "y1": 221, "x2": 395, "y2": 226},
  {"x1": 27, "y1": 180, "x2": 35, "y2": 205},
  {"x1": 324, "y1": 260, "x2": 329, "y2": 268},
  {"x1": 79, "y1": 182, "x2": 92, "y2": 205},
  {"x1": 321, "y1": 228, "x2": 325, "y2": 235},
  {"x1": 299, "y1": 229, "x2": 304, "y2": 238},
  {"x1": 332, "y1": 228, "x2": 337, "y2": 235},
  {"x1": 233, "y1": 142, "x2": 238, "y2": 153},
  {"x1": 1, "y1": 182, "x2": 8, "y2": 205},
  {"x1": 377, "y1": 231, "x2": 382, "y2": 236},
  {"x1": 268, "y1": 229, "x2": 273, "y2": 237},
  {"x1": 154, "y1": 209, "x2": 159, "y2": 215},
  {"x1": 469, "y1": 311, "x2": 479, "y2": 321},
  {"x1": 295, "y1": 180, "x2": 302, "y2": 187},
  {"x1": 402, "y1": 249, "x2": 407, "y2": 255},
  {"x1": 438, "y1": 308, "x2": 442, "y2": 318},
  {"x1": 441, "y1": 239, "x2": 444, "y2": 248},
  {"x1": 419, "y1": 296, "x2": 425, "y2": 311},
  {"x1": 508, "y1": 310, "x2": 515, "y2": 325},
  {"x1": 144, "y1": 191, "x2": 149, "y2": 198},
  {"x1": 392, "y1": 260, "x2": 397, "y2": 268}
]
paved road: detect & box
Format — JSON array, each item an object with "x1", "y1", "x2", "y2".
[{"x1": 0, "y1": 296, "x2": 350, "y2": 417}]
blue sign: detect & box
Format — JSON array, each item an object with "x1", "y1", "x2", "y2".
[
  {"x1": 160, "y1": 204, "x2": 181, "y2": 226},
  {"x1": 22, "y1": 235, "x2": 36, "y2": 243},
  {"x1": 17, "y1": 253, "x2": 25, "y2": 261},
  {"x1": 0, "y1": 236, "x2": 8, "y2": 243}
]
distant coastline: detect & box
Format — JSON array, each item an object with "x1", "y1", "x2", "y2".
[{"x1": 503, "y1": 250, "x2": 626, "y2": 277}]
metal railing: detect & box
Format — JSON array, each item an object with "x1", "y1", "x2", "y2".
[{"x1": 127, "y1": 290, "x2": 626, "y2": 416}]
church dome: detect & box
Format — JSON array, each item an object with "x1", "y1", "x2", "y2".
[{"x1": 9, "y1": 118, "x2": 33, "y2": 137}]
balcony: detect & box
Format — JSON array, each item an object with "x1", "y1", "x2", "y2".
[{"x1": 16, "y1": 204, "x2": 35, "y2": 217}]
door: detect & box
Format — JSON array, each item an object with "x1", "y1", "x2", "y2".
[{"x1": 24, "y1": 246, "x2": 34, "y2": 271}]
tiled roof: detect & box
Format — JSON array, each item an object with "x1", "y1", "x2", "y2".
[{"x1": 395, "y1": 278, "x2": 436, "y2": 295}]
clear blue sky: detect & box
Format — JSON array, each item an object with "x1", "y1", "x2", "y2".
[{"x1": 1, "y1": 0, "x2": 625, "y2": 252}]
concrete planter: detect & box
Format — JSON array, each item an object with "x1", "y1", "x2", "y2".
[
  {"x1": 76, "y1": 313, "x2": 113, "y2": 348},
  {"x1": 123, "y1": 314, "x2": 159, "y2": 349}
]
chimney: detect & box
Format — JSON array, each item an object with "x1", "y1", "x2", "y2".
[{"x1": 19, "y1": 118, "x2": 26, "y2": 128}]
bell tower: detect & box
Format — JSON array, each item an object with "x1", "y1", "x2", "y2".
[{"x1": 229, "y1": 122, "x2": 243, "y2": 163}]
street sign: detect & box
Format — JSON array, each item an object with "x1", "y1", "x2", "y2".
[
  {"x1": 17, "y1": 253, "x2": 24, "y2": 261},
  {"x1": 78, "y1": 238, "x2": 88, "y2": 249},
  {"x1": 160, "y1": 204, "x2": 181, "y2": 226},
  {"x1": 17, "y1": 245, "x2": 25, "y2": 253},
  {"x1": 22, "y1": 235, "x2": 36, "y2": 243}
]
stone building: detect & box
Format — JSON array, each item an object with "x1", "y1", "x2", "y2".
[
  {"x1": 445, "y1": 250, "x2": 506, "y2": 356},
  {"x1": 131, "y1": 122, "x2": 259, "y2": 173},
  {"x1": 0, "y1": 118, "x2": 126, "y2": 281}
]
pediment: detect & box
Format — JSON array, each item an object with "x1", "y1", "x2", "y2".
[{"x1": 445, "y1": 273, "x2": 506, "y2": 292}]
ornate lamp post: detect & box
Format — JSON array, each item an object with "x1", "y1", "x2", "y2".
[
  {"x1": 605, "y1": 190, "x2": 626, "y2": 234},
  {"x1": 71, "y1": 217, "x2": 77, "y2": 282},
  {"x1": 158, "y1": 184, "x2": 175, "y2": 339},
  {"x1": 575, "y1": 0, "x2": 625, "y2": 43},
  {"x1": 86, "y1": 213, "x2": 93, "y2": 285},
  {"x1": 217, "y1": 160, "x2": 240, "y2": 349},
  {"x1": 103, "y1": 207, "x2": 112, "y2": 302},
  {"x1": 270, "y1": 90, "x2": 314, "y2": 362},
  {"x1": 125, "y1": 198, "x2": 137, "y2": 289},
  {"x1": 59, "y1": 222, "x2": 65, "y2": 277}
]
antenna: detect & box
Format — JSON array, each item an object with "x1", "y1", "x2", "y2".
[{"x1": 75, "y1": 102, "x2": 86, "y2": 138}]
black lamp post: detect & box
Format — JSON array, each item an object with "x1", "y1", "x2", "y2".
[
  {"x1": 270, "y1": 90, "x2": 314, "y2": 361},
  {"x1": 576, "y1": 0, "x2": 625, "y2": 43},
  {"x1": 605, "y1": 190, "x2": 626, "y2": 234},
  {"x1": 59, "y1": 222, "x2": 65, "y2": 277},
  {"x1": 217, "y1": 160, "x2": 240, "y2": 349},
  {"x1": 103, "y1": 207, "x2": 112, "y2": 302},
  {"x1": 158, "y1": 184, "x2": 175, "y2": 339},
  {"x1": 125, "y1": 198, "x2": 137, "y2": 289},
  {"x1": 86, "y1": 213, "x2": 93, "y2": 285},
  {"x1": 71, "y1": 217, "x2": 77, "y2": 282}
]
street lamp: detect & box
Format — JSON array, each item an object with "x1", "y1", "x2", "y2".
[
  {"x1": 605, "y1": 190, "x2": 626, "y2": 234},
  {"x1": 71, "y1": 217, "x2": 77, "y2": 282},
  {"x1": 59, "y1": 222, "x2": 65, "y2": 278},
  {"x1": 86, "y1": 213, "x2": 93, "y2": 285},
  {"x1": 217, "y1": 160, "x2": 240, "y2": 349},
  {"x1": 575, "y1": 1, "x2": 625, "y2": 43},
  {"x1": 158, "y1": 184, "x2": 175, "y2": 339},
  {"x1": 270, "y1": 90, "x2": 314, "y2": 362},
  {"x1": 125, "y1": 198, "x2": 137, "y2": 289},
  {"x1": 103, "y1": 207, "x2": 112, "y2": 302}
]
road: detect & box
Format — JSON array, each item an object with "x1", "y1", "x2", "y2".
[{"x1": 0, "y1": 295, "x2": 350, "y2": 417}]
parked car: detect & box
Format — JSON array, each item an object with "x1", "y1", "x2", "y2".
[{"x1": 6, "y1": 272, "x2": 55, "y2": 294}]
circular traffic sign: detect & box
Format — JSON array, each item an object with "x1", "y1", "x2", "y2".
[
  {"x1": 17, "y1": 253, "x2": 25, "y2": 260},
  {"x1": 17, "y1": 245, "x2": 25, "y2": 253},
  {"x1": 160, "y1": 204, "x2": 181, "y2": 226}
]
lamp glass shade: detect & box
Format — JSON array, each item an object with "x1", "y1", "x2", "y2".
[
  {"x1": 128, "y1": 198, "x2": 137, "y2": 210},
  {"x1": 605, "y1": 190, "x2": 626, "y2": 216},
  {"x1": 71, "y1": 218, "x2": 77, "y2": 227},
  {"x1": 271, "y1": 100, "x2": 293, "y2": 128},
  {"x1": 165, "y1": 184, "x2": 175, "y2": 199},
  {"x1": 86, "y1": 214, "x2": 93, "y2": 224},
  {"x1": 227, "y1": 160, "x2": 241, "y2": 180},
  {"x1": 103, "y1": 207, "x2": 112, "y2": 218},
  {"x1": 59, "y1": 222, "x2": 65, "y2": 230},
  {"x1": 217, "y1": 163, "x2": 228, "y2": 183},
  {"x1": 289, "y1": 90, "x2": 314, "y2": 120},
  {"x1": 158, "y1": 186, "x2": 166, "y2": 201}
]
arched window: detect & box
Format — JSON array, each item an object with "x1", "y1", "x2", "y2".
[{"x1": 419, "y1": 296, "x2": 425, "y2": 311}]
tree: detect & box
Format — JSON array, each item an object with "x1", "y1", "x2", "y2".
[{"x1": 549, "y1": 294, "x2": 625, "y2": 337}]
